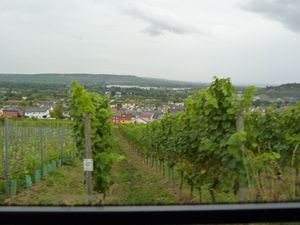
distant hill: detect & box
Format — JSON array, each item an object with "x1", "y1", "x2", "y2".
[
  {"x1": 0, "y1": 73, "x2": 204, "y2": 88},
  {"x1": 256, "y1": 83, "x2": 300, "y2": 101}
]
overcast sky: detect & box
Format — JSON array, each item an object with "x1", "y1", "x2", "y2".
[{"x1": 0, "y1": 0, "x2": 300, "y2": 85}]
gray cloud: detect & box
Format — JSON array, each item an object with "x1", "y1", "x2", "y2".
[
  {"x1": 240, "y1": 0, "x2": 300, "y2": 33},
  {"x1": 121, "y1": 2, "x2": 208, "y2": 36},
  {"x1": 1, "y1": 0, "x2": 300, "y2": 84}
]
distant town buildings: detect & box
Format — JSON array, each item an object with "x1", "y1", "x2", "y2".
[
  {"x1": 2, "y1": 105, "x2": 24, "y2": 118},
  {"x1": 6, "y1": 99, "x2": 24, "y2": 105},
  {"x1": 137, "y1": 112, "x2": 154, "y2": 123},
  {"x1": 0, "y1": 93, "x2": 187, "y2": 122},
  {"x1": 115, "y1": 92, "x2": 122, "y2": 98},
  {"x1": 112, "y1": 111, "x2": 133, "y2": 123},
  {"x1": 0, "y1": 100, "x2": 57, "y2": 119},
  {"x1": 110, "y1": 100, "x2": 184, "y2": 124},
  {"x1": 24, "y1": 107, "x2": 50, "y2": 119}
]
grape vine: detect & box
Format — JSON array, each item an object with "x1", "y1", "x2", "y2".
[
  {"x1": 68, "y1": 81, "x2": 122, "y2": 196},
  {"x1": 120, "y1": 77, "x2": 300, "y2": 202}
]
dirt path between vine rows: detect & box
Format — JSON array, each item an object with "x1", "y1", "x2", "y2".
[
  {"x1": 105, "y1": 128, "x2": 192, "y2": 204},
  {"x1": 104, "y1": 128, "x2": 178, "y2": 204}
]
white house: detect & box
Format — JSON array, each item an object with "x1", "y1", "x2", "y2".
[
  {"x1": 25, "y1": 107, "x2": 50, "y2": 119},
  {"x1": 115, "y1": 92, "x2": 122, "y2": 98},
  {"x1": 105, "y1": 91, "x2": 111, "y2": 96}
]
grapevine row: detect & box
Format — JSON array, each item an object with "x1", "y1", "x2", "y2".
[
  {"x1": 0, "y1": 119, "x2": 74, "y2": 199},
  {"x1": 120, "y1": 78, "x2": 300, "y2": 202},
  {"x1": 68, "y1": 81, "x2": 122, "y2": 197}
]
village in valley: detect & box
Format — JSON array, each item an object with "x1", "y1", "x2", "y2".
[
  {"x1": 111, "y1": 101, "x2": 184, "y2": 124},
  {"x1": 1, "y1": 81, "x2": 299, "y2": 122},
  {"x1": 0, "y1": 89, "x2": 186, "y2": 123}
]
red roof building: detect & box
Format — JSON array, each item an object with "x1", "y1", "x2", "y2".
[
  {"x1": 2, "y1": 106, "x2": 24, "y2": 118},
  {"x1": 112, "y1": 111, "x2": 133, "y2": 123}
]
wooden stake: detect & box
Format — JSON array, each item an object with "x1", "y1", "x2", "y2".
[
  {"x1": 84, "y1": 112, "x2": 93, "y2": 203},
  {"x1": 236, "y1": 109, "x2": 251, "y2": 201}
]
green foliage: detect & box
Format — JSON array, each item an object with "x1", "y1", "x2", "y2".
[
  {"x1": 50, "y1": 101, "x2": 64, "y2": 119},
  {"x1": 120, "y1": 78, "x2": 300, "y2": 201},
  {"x1": 245, "y1": 102, "x2": 300, "y2": 168},
  {"x1": 227, "y1": 131, "x2": 247, "y2": 162},
  {"x1": 68, "y1": 81, "x2": 122, "y2": 195},
  {"x1": 239, "y1": 86, "x2": 256, "y2": 110},
  {"x1": 0, "y1": 119, "x2": 74, "y2": 198},
  {"x1": 120, "y1": 78, "x2": 254, "y2": 196}
]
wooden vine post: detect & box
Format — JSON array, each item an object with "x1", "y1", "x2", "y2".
[
  {"x1": 236, "y1": 109, "x2": 251, "y2": 201},
  {"x1": 84, "y1": 112, "x2": 93, "y2": 203}
]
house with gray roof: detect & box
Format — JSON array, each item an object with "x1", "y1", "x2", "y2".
[{"x1": 25, "y1": 107, "x2": 50, "y2": 119}]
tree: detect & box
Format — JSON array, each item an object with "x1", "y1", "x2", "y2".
[{"x1": 50, "y1": 101, "x2": 64, "y2": 119}]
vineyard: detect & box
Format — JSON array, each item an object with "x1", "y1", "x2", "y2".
[
  {"x1": 1, "y1": 81, "x2": 122, "y2": 204},
  {"x1": 120, "y1": 78, "x2": 300, "y2": 203},
  {"x1": 0, "y1": 118, "x2": 75, "y2": 201},
  {"x1": 1, "y1": 78, "x2": 300, "y2": 205}
]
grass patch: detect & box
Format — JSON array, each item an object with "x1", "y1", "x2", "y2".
[{"x1": 4, "y1": 159, "x2": 85, "y2": 205}]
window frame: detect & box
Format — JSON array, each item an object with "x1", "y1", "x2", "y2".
[{"x1": 1, "y1": 202, "x2": 300, "y2": 224}]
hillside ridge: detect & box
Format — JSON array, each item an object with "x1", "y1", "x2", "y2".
[{"x1": 0, "y1": 73, "x2": 204, "y2": 87}]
